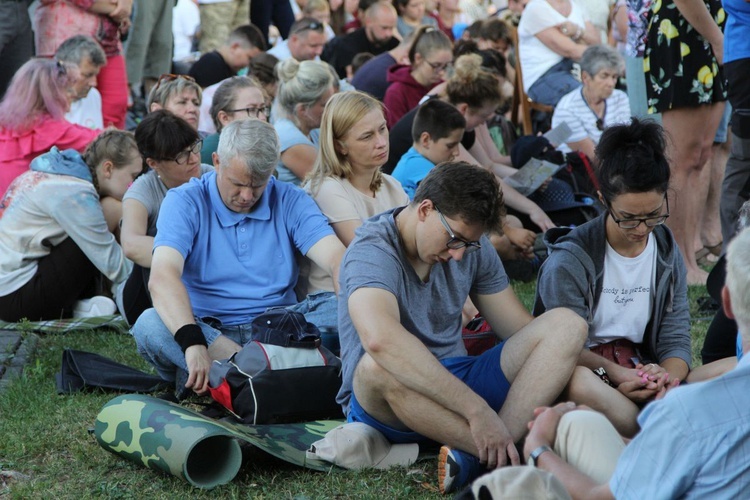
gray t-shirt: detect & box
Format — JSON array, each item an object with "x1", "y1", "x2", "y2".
[
  {"x1": 123, "y1": 164, "x2": 213, "y2": 236},
  {"x1": 336, "y1": 208, "x2": 509, "y2": 411}
]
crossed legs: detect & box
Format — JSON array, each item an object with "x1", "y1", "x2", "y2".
[{"x1": 351, "y1": 308, "x2": 586, "y2": 454}]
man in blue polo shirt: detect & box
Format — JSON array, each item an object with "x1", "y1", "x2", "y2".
[{"x1": 132, "y1": 119, "x2": 345, "y2": 395}]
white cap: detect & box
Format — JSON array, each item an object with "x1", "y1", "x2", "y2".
[
  {"x1": 469, "y1": 466, "x2": 572, "y2": 499},
  {"x1": 306, "y1": 422, "x2": 419, "y2": 470}
]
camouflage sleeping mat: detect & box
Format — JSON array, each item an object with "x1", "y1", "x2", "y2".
[{"x1": 94, "y1": 394, "x2": 345, "y2": 489}]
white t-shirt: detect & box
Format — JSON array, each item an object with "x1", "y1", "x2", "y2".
[
  {"x1": 268, "y1": 39, "x2": 293, "y2": 61},
  {"x1": 517, "y1": 0, "x2": 589, "y2": 92},
  {"x1": 552, "y1": 87, "x2": 631, "y2": 153},
  {"x1": 173, "y1": 0, "x2": 200, "y2": 61},
  {"x1": 66, "y1": 88, "x2": 103, "y2": 130},
  {"x1": 589, "y1": 233, "x2": 656, "y2": 346}
]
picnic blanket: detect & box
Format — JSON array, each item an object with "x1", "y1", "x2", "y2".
[
  {"x1": 0, "y1": 315, "x2": 129, "y2": 334},
  {"x1": 94, "y1": 394, "x2": 345, "y2": 489}
]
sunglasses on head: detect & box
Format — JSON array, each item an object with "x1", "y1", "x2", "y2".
[{"x1": 153, "y1": 73, "x2": 196, "y2": 93}]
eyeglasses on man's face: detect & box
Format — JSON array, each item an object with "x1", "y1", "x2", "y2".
[
  {"x1": 607, "y1": 196, "x2": 670, "y2": 229},
  {"x1": 168, "y1": 140, "x2": 203, "y2": 165},
  {"x1": 435, "y1": 206, "x2": 482, "y2": 253},
  {"x1": 226, "y1": 105, "x2": 271, "y2": 119}
]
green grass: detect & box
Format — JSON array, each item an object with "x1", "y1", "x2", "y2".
[{"x1": 0, "y1": 280, "x2": 713, "y2": 497}]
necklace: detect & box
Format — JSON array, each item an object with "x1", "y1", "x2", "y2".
[{"x1": 581, "y1": 87, "x2": 606, "y2": 131}]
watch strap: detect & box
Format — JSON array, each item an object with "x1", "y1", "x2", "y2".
[{"x1": 528, "y1": 444, "x2": 552, "y2": 467}]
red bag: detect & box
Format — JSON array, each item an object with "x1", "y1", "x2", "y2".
[{"x1": 462, "y1": 316, "x2": 498, "y2": 356}]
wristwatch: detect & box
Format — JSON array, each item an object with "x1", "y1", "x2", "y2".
[{"x1": 528, "y1": 444, "x2": 553, "y2": 467}]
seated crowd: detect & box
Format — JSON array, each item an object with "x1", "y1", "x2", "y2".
[{"x1": 0, "y1": 0, "x2": 742, "y2": 496}]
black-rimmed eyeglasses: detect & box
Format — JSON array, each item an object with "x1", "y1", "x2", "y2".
[
  {"x1": 607, "y1": 196, "x2": 670, "y2": 229},
  {"x1": 226, "y1": 105, "x2": 271, "y2": 119},
  {"x1": 167, "y1": 140, "x2": 203, "y2": 165},
  {"x1": 435, "y1": 207, "x2": 482, "y2": 252}
]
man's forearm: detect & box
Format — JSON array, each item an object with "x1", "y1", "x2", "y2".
[{"x1": 149, "y1": 274, "x2": 196, "y2": 335}]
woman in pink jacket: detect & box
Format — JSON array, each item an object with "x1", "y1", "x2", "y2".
[{"x1": 0, "y1": 58, "x2": 101, "y2": 195}]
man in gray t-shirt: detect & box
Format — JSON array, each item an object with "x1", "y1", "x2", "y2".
[{"x1": 337, "y1": 162, "x2": 587, "y2": 494}]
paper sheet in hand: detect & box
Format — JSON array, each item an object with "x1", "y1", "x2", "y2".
[
  {"x1": 543, "y1": 122, "x2": 573, "y2": 146},
  {"x1": 505, "y1": 158, "x2": 564, "y2": 196}
]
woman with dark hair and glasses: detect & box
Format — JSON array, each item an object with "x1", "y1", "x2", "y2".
[
  {"x1": 117, "y1": 110, "x2": 213, "y2": 325},
  {"x1": 533, "y1": 118, "x2": 690, "y2": 438},
  {"x1": 147, "y1": 73, "x2": 203, "y2": 131},
  {"x1": 551, "y1": 44, "x2": 631, "y2": 166}
]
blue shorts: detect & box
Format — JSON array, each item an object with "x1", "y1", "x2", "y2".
[{"x1": 347, "y1": 343, "x2": 511, "y2": 444}]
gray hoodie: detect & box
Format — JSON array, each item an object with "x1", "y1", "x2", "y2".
[
  {"x1": 0, "y1": 147, "x2": 131, "y2": 296},
  {"x1": 533, "y1": 213, "x2": 692, "y2": 367}
]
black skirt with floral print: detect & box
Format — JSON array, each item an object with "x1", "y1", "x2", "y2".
[{"x1": 644, "y1": 0, "x2": 727, "y2": 113}]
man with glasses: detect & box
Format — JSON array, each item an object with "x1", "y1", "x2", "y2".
[
  {"x1": 131, "y1": 119, "x2": 346, "y2": 401},
  {"x1": 268, "y1": 17, "x2": 327, "y2": 62},
  {"x1": 336, "y1": 161, "x2": 587, "y2": 494}
]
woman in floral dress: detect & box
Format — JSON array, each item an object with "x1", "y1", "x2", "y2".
[{"x1": 643, "y1": 0, "x2": 726, "y2": 285}]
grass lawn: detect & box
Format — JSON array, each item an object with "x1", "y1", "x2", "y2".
[{"x1": 0, "y1": 280, "x2": 713, "y2": 498}]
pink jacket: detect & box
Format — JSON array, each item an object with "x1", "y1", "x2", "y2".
[{"x1": 0, "y1": 116, "x2": 100, "y2": 195}]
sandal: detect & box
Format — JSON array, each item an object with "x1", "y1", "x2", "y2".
[
  {"x1": 705, "y1": 242, "x2": 722, "y2": 257},
  {"x1": 696, "y1": 247, "x2": 718, "y2": 267}
]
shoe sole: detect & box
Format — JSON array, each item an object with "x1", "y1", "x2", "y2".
[{"x1": 437, "y1": 445, "x2": 457, "y2": 495}]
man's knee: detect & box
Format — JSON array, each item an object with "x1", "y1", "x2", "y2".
[
  {"x1": 535, "y1": 308, "x2": 588, "y2": 348},
  {"x1": 555, "y1": 409, "x2": 624, "y2": 484},
  {"x1": 131, "y1": 307, "x2": 170, "y2": 348}
]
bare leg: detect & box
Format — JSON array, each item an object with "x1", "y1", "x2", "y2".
[
  {"x1": 496, "y1": 308, "x2": 587, "y2": 439},
  {"x1": 700, "y1": 136, "x2": 730, "y2": 251},
  {"x1": 564, "y1": 366, "x2": 640, "y2": 437},
  {"x1": 662, "y1": 103, "x2": 725, "y2": 285}
]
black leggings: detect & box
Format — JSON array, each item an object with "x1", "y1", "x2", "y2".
[
  {"x1": 0, "y1": 238, "x2": 99, "y2": 322},
  {"x1": 120, "y1": 263, "x2": 152, "y2": 326}
]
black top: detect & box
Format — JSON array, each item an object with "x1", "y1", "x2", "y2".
[
  {"x1": 188, "y1": 51, "x2": 234, "y2": 88},
  {"x1": 322, "y1": 28, "x2": 399, "y2": 79},
  {"x1": 382, "y1": 97, "x2": 476, "y2": 174}
]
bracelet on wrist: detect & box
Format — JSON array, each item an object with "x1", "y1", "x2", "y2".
[
  {"x1": 573, "y1": 26, "x2": 583, "y2": 42},
  {"x1": 174, "y1": 324, "x2": 207, "y2": 353}
]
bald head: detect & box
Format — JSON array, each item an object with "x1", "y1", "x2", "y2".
[{"x1": 364, "y1": 2, "x2": 397, "y2": 45}]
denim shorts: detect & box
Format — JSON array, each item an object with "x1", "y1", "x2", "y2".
[
  {"x1": 347, "y1": 343, "x2": 511, "y2": 444},
  {"x1": 715, "y1": 102, "x2": 732, "y2": 143}
]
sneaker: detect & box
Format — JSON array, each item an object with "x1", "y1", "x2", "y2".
[
  {"x1": 438, "y1": 446, "x2": 484, "y2": 495},
  {"x1": 72, "y1": 296, "x2": 116, "y2": 318}
]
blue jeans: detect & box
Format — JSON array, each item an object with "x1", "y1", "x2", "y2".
[{"x1": 131, "y1": 291, "x2": 340, "y2": 381}]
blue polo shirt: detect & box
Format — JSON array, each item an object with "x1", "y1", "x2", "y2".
[
  {"x1": 391, "y1": 146, "x2": 436, "y2": 200},
  {"x1": 155, "y1": 172, "x2": 333, "y2": 325},
  {"x1": 724, "y1": 0, "x2": 750, "y2": 64}
]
